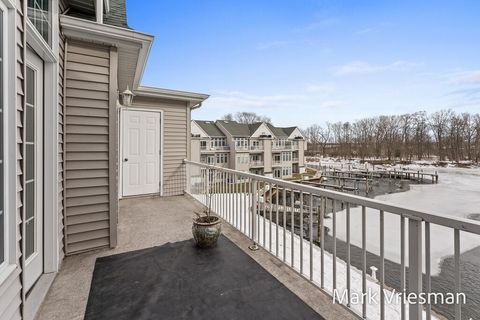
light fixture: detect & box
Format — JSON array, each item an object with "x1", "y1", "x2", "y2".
[{"x1": 120, "y1": 86, "x2": 135, "y2": 107}]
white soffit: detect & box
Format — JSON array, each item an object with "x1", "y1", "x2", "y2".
[{"x1": 60, "y1": 15, "x2": 153, "y2": 90}]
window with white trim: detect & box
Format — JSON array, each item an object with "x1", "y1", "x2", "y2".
[
  {"x1": 27, "y1": 0, "x2": 51, "y2": 44},
  {"x1": 282, "y1": 151, "x2": 292, "y2": 162}
]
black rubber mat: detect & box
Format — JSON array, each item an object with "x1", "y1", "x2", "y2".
[{"x1": 84, "y1": 235, "x2": 324, "y2": 320}]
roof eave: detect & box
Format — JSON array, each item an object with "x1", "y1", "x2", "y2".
[
  {"x1": 135, "y1": 86, "x2": 209, "y2": 107},
  {"x1": 60, "y1": 15, "x2": 153, "y2": 91}
]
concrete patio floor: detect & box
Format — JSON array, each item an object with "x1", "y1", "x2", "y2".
[{"x1": 35, "y1": 195, "x2": 356, "y2": 320}]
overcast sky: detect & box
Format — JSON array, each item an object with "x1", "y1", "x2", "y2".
[{"x1": 128, "y1": 0, "x2": 480, "y2": 127}]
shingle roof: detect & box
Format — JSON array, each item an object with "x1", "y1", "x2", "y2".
[
  {"x1": 216, "y1": 120, "x2": 252, "y2": 137},
  {"x1": 283, "y1": 127, "x2": 297, "y2": 136},
  {"x1": 266, "y1": 123, "x2": 288, "y2": 137},
  {"x1": 214, "y1": 120, "x2": 301, "y2": 139},
  {"x1": 67, "y1": 0, "x2": 130, "y2": 29},
  {"x1": 248, "y1": 123, "x2": 263, "y2": 134},
  {"x1": 194, "y1": 121, "x2": 225, "y2": 137}
]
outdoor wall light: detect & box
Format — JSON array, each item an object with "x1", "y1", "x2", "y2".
[{"x1": 120, "y1": 86, "x2": 135, "y2": 107}]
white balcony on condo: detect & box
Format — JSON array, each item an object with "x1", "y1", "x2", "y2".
[
  {"x1": 200, "y1": 138, "x2": 230, "y2": 152},
  {"x1": 272, "y1": 141, "x2": 292, "y2": 150},
  {"x1": 249, "y1": 145, "x2": 264, "y2": 151},
  {"x1": 200, "y1": 145, "x2": 230, "y2": 152},
  {"x1": 250, "y1": 160, "x2": 264, "y2": 167}
]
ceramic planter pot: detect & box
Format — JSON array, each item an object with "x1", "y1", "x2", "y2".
[{"x1": 192, "y1": 216, "x2": 222, "y2": 248}]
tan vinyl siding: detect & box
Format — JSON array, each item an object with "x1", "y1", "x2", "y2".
[
  {"x1": 64, "y1": 41, "x2": 114, "y2": 254},
  {"x1": 57, "y1": 0, "x2": 67, "y2": 264},
  {"x1": 131, "y1": 97, "x2": 189, "y2": 196},
  {"x1": 0, "y1": 1, "x2": 26, "y2": 320}
]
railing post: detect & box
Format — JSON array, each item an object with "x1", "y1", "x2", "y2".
[
  {"x1": 206, "y1": 168, "x2": 210, "y2": 207},
  {"x1": 408, "y1": 216, "x2": 423, "y2": 320},
  {"x1": 249, "y1": 180, "x2": 259, "y2": 251},
  {"x1": 185, "y1": 161, "x2": 191, "y2": 195}
]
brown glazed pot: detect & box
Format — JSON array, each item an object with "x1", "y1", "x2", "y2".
[{"x1": 192, "y1": 216, "x2": 222, "y2": 248}]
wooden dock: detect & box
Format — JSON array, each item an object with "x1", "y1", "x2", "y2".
[{"x1": 320, "y1": 167, "x2": 439, "y2": 184}]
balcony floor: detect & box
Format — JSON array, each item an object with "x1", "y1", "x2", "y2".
[{"x1": 36, "y1": 196, "x2": 355, "y2": 320}]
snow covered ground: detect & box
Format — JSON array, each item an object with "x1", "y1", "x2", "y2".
[
  {"x1": 191, "y1": 192, "x2": 438, "y2": 319},
  {"x1": 306, "y1": 158, "x2": 480, "y2": 275}
]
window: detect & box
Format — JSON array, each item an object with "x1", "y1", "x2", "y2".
[
  {"x1": 250, "y1": 140, "x2": 261, "y2": 148},
  {"x1": 0, "y1": 5, "x2": 4, "y2": 265},
  {"x1": 273, "y1": 154, "x2": 281, "y2": 164},
  {"x1": 282, "y1": 167, "x2": 292, "y2": 177},
  {"x1": 234, "y1": 138, "x2": 248, "y2": 149},
  {"x1": 215, "y1": 153, "x2": 228, "y2": 164},
  {"x1": 282, "y1": 152, "x2": 292, "y2": 162},
  {"x1": 200, "y1": 140, "x2": 207, "y2": 150},
  {"x1": 251, "y1": 155, "x2": 261, "y2": 162},
  {"x1": 236, "y1": 154, "x2": 248, "y2": 165},
  {"x1": 211, "y1": 138, "x2": 226, "y2": 149},
  {"x1": 274, "y1": 169, "x2": 281, "y2": 178},
  {"x1": 27, "y1": 0, "x2": 51, "y2": 44},
  {"x1": 275, "y1": 138, "x2": 287, "y2": 148}
]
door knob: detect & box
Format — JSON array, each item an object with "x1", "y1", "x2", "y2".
[{"x1": 124, "y1": 158, "x2": 129, "y2": 162}]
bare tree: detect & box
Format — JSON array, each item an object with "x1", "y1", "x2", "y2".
[
  {"x1": 222, "y1": 113, "x2": 234, "y2": 121},
  {"x1": 222, "y1": 112, "x2": 271, "y2": 124},
  {"x1": 429, "y1": 110, "x2": 452, "y2": 161}
]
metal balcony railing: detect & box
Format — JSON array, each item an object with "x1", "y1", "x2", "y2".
[
  {"x1": 200, "y1": 145, "x2": 230, "y2": 151},
  {"x1": 272, "y1": 144, "x2": 292, "y2": 150},
  {"x1": 184, "y1": 160, "x2": 480, "y2": 320},
  {"x1": 249, "y1": 145, "x2": 264, "y2": 151},
  {"x1": 250, "y1": 160, "x2": 264, "y2": 167}
]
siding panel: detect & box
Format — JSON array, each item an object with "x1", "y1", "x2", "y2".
[
  {"x1": 0, "y1": 1, "x2": 26, "y2": 319},
  {"x1": 58, "y1": 0, "x2": 68, "y2": 264},
  {"x1": 64, "y1": 41, "x2": 113, "y2": 254}
]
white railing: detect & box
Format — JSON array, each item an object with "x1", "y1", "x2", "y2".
[
  {"x1": 250, "y1": 160, "x2": 264, "y2": 167},
  {"x1": 200, "y1": 145, "x2": 230, "y2": 151},
  {"x1": 184, "y1": 160, "x2": 480, "y2": 320},
  {"x1": 249, "y1": 145, "x2": 264, "y2": 151},
  {"x1": 273, "y1": 143, "x2": 292, "y2": 150}
]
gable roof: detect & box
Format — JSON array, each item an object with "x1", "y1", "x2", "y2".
[
  {"x1": 266, "y1": 123, "x2": 288, "y2": 137},
  {"x1": 248, "y1": 123, "x2": 263, "y2": 134},
  {"x1": 216, "y1": 120, "x2": 252, "y2": 137},
  {"x1": 216, "y1": 120, "x2": 302, "y2": 138},
  {"x1": 283, "y1": 127, "x2": 297, "y2": 136},
  {"x1": 194, "y1": 121, "x2": 225, "y2": 137}
]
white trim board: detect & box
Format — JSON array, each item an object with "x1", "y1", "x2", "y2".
[
  {"x1": 26, "y1": 19, "x2": 60, "y2": 275},
  {"x1": 23, "y1": 5, "x2": 61, "y2": 318}
]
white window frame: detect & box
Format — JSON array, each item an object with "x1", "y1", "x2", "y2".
[
  {"x1": 25, "y1": 0, "x2": 60, "y2": 274},
  {"x1": 27, "y1": 0, "x2": 52, "y2": 45},
  {"x1": 0, "y1": 0, "x2": 17, "y2": 284}
]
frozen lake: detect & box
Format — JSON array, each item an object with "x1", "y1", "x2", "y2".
[{"x1": 323, "y1": 165, "x2": 480, "y2": 275}]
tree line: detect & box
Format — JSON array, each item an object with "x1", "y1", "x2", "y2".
[{"x1": 303, "y1": 110, "x2": 480, "y2": 163}]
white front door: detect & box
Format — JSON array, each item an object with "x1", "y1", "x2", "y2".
[
  {"x1": 122, "y1": 110, "x2": 161, "y2": 197},
  {"x1": 25, "y1": 49, "x2": 44, "y2": 291}
]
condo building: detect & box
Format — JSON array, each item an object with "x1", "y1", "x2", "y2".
[{"x1": 191, "y1": 120, "x2": 307, "y2": 179}]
